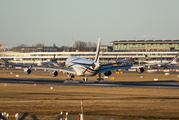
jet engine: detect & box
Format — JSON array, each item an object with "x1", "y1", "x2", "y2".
[
  {"x1": 50, "y1": 70, "x2": 58, "y2": 77},
  {"x1": 158, "y1": 64, "x2": 168, "y2": 68},
  {"x1": 158, "y1": 64, "x2": 163, "y2": 67},
  {"x1": 24, "y1": 67, "x2": 31, "y2": 75},
  {"x1": 136, "y1": 68, "x2": 145, "y2": 73},
  {"x1": 104, "y1": 71, "x2": 112, "y2": 76}
]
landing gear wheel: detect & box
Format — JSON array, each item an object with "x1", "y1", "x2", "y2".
[
  {"x1": 71, "y1": 74, "x2": 75, "y2": 78},
  {"x1": 67, "y1": 73, "x2": 74, "y2": 80},
  {"x1": 83, "y1": 77, "x2": 88, "y2": 81},
  {"x1": 97, "y1": 73, "x2": 104, "y2": 81}
]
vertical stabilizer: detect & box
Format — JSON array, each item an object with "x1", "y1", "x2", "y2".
[
  {"x1": 94, "y1": 38, "x2": 101, "y2": 62},
  {"x1": 161, "y1": 54, "x2": 162, "y2": 63},
  {"x1": 115, "y1": 55, "x2": 118, "y2": 63},
  {"x1": 170, "y1": 55, "x2": 178, "y2": 63},
  {"x1": 51, "y1": 55, "x2": 56, "y2": 62}
]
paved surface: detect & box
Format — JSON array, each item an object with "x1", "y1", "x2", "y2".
[
  {"x1": 0, "y1": 77, "x2": 179, "y2": 89},
  {"x1": 1, "y1": 65, "x2": 179, "y2": 89}
]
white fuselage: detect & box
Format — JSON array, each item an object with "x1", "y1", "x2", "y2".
[
  {"x1": 65, "y1": 56, "x2": 100, "y2": 77},
  {"x1": 145, "y1": 60, "x2": 177, "y2": 65},
  {"x1": 116, "y1": 60, "x2": 129, "y2": 64},
  {"x1": 37, "y1": 61, "x2": 54, "y2": 66}
]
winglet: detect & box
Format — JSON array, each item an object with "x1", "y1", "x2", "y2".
[
  {"x1": 52, "y1": 55, "x2": 56, "y2": 62},
  {"x1": 94, "y1": 38, "x2": 101, "y2": 62}
]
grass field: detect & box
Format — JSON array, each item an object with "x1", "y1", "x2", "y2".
[{"x1": 1, "y1": 69, "x2": 179, "y2": 120}]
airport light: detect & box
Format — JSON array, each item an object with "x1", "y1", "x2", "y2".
[
  {"x1": 65, "y1": 112, "x2": 68, "y2": 120},
  {"x1": 15, "y1": 113, "x2": 18, "y2": 120}
]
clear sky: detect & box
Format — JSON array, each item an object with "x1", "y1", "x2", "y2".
[{"x1": 1, "y1": 0, "x2": 179, "y2": 47}]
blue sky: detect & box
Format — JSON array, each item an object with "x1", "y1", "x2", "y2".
[{"x1": 1, "y1": 0, "x2": 179, "y2": 47}]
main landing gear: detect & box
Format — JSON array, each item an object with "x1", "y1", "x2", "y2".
[
  {"x1": 66, "y1": 73, "x2": 75, "y2": 80},
  {"x1": 97, "y1": 73, "x2": 104, "y2": 81}
]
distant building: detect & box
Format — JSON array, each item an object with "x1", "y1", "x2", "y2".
[
  {"x1": 12, "y1": 47, "x2": 58, "y2": 52},
  {"x1": 100, "y1": 45, "x2": 113, "y2": 52},
  {"x1": 111, "y1": 39, "x2": 179, "y2": 52},
  {"x1": 0, "y1": 47, "x2": 13, "y2": 52}
]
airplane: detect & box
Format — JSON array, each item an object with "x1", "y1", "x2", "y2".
[
  {"x1": 2, "y1": 55, "x2": 63, "y2": 67},
  {"x1": 144, "y1": 54, "x2": 178, "y2": 69},
  {"x1": 115, "y1": 55, "x2": 130, "y2": 64},
  {"x1": 5, "y1": 38, "x2": 145, "y2": 81},
  {"x1": 36, "y1": 55, "x2": 63, "y2": 67}
]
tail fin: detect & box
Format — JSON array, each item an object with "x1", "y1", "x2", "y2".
[
  {"x1": 170, "y1": 55, "x2": 178, "y2": 63},
  {"x1": 94, "y1": 38, "x2": 101, "y2": 62},
  {"x1": 51, "y1": 55, "x2": 56, "y2": 62},
  {"x1": 161, "y1": 54, "x2": 162, "y2": 63},
  {"x1": 145, "y1": 55, "x2": 149, "y2": 61},
  {"x1": 115, "y1": 55, "x2": 119, "y2": 63}
]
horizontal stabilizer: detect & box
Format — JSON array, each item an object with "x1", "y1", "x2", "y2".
[{"x1": 72, "y1": 62, "x2": 95, "y2": 68}]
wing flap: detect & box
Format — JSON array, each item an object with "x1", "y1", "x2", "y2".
[
  {"x1": 5, "y1": 63, "x2": 32, "y2": 68},
  {"x1": 32, "y1": 67, "x2": 76, "y2": 74},
  {"x1": 99, "y1": 64, "x2": 133, "y2": 73}
]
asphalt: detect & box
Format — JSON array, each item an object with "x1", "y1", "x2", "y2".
[
  {"x1": 1, "y1": 65, "x2": 179, "y2": 89},
  {"x1": 0, "y1": 77, "x2": 179, "y2": 89}
]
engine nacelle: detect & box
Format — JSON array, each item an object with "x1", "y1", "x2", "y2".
[
  {"x1": 104, "y1": 71, "x2": 112, "y2": 76},
  {"x1": 158, "y1": 64, "x2": 163, "y2": 67},
  {"x1": 50, "y1": 70, "x2": 58, "y2": 77},
  {"x1": 158, "y1": 64, "x2": 167, "y2": 68},
  {"x1": 136, "y1": 68, "x2": 145, "y2": 73},
  {"x1": 24, "y1": 68, "x2": 31, "y2": 75}
]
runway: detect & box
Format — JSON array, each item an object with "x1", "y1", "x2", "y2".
[
  {"x1": 0, "y1": 77, "x2": 179, "y2": 89},
  {"x1": 1, "y1": 65, "x2": 179, "y2": 89}
]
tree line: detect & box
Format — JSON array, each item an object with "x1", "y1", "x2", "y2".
[{"x1": 16, "y1": 40, "x2": 97, "y2": 52}]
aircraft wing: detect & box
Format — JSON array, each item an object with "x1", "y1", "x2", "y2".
[
  {"x1": 166, "y1": 64, "x2": 174, "y2": 69},
  {"x1": 32, "y1": 67, "x2": 76, "y2": 75},
  {"x1": 5, "y1": 62, "x2": 32, "y2": 68},
  {"x1": 144, "y1": 62, "x2": 171, "y2": 66},
  {"x1": 99, "y1": 64, "x2": 133, "y2": 73},
  {"x1": 144, "y1": 62, "x2": 175, "y2": 69},
  {"x1": 144, "y1": 63, "x2": 160, "y2": 66}
]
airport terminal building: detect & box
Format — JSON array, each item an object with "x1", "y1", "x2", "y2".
[
  {"x1": 1, "y1": 39, "x2": 179, "y2": 64},
  {"x1": 111, "y1": 39, "x2": 179, "y2": 52}
]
